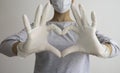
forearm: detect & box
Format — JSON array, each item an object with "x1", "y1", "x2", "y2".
[
  {"x1": 0, "y1": 40, "x2": 18, "y2": 57},
  {"x1": 0, "y1": 29, "x2": 27, "y2": 57},
  {"x1": 96, "y1": 31, "x2": 120, "y2": 58}
]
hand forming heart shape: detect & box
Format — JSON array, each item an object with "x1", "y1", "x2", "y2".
[
  {"x1": 20, "y1": 3, "x2": 100, "y2": 58},
  {"x1": 47, "y1": 3, "x2": 102, "y2": 58}
]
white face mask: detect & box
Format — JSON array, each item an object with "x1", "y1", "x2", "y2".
[{"x1": 50, "y1": 0, "x2": 72, "y2": 13}]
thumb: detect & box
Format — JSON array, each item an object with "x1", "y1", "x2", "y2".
[
  {"x1": 46, "y1": 43, "x2": 61, "y2": 58},
  {"x1": 62, "y1": 45, "x2": 80, "y2": 57}
]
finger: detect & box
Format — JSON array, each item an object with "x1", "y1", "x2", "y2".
[
  {"x1": 40, "y1": 2, "x2": 51, "y2": 25},
  {"x1": 71, "y1": 4, "x2": 83, "y2": 28},
  {"x1": 63, "y1": 25, "x2": 80, "y2": 35},
  {"x1": 46, "y1": 43, "x2": 61, "y2": 58},
  {"x1": 91, "y1": 11, "x2": 96, "y2": 28},
  {"x1": 34, "y1": 5, "x2": 43, "y2": 27},
  {"x1": 78, "y1": 4, "x2": 86, "y2": 20},
  {"x1": 79, "y1": 4, "x2": 89, "y2": 26},
  {"x1": 47, "y1": 24, "x2": 62, "y2": 35},
  {"x1": 23, "y1": 14, "x2": 31, "y2": 34},
  {"x1": 62, "y1": 45, "x2": 80, "y2": 57}
]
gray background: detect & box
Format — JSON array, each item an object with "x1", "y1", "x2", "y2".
[{"x1": 0, "y1": 0, "x2": 120, "y2": 73}]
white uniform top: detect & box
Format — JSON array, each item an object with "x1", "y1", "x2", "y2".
[{"x1": 0, "y1": 21, "x2": 120, "y2": 73}]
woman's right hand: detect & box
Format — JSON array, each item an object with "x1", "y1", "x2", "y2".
[{"x1": 17, "y1": 3, "x2": 61, "y2": 58}]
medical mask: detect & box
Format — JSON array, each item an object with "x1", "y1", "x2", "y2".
[{"x1": 50, "y1": 0, "x2": 72, "y2": 13}]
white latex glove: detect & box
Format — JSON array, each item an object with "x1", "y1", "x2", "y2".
[
  {"x1": 17, "y1": 3, "x2": 61, "y2": 58},
  {"x1": 62, "y1": 4, "x2": 110, "y2": 57}
]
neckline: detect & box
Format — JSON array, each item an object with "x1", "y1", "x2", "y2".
[{"x1": 47, "y1": 21, "x2": 76, "y2": 24}]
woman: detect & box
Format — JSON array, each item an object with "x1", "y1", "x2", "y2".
[{"x1": 0, "y1": 0, "x2": 120, "y2": 73}]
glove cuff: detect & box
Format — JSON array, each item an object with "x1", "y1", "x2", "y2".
[{"x1": 17, "y1": 42, "x2": 30, "y2": 58}]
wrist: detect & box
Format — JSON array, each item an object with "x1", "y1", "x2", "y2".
[
  {"x1": 17, "y1": 42, "x2": 31, "y2": 58},
  {"x1": 12, "y1": 41, "x2": 20, "y2": 55}
]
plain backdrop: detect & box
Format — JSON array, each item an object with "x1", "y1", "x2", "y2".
[{"x1": 0, "y1": 0, "x2": 120, "y2": 73}]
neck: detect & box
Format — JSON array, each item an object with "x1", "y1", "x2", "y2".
[{"x1": 50, "y1": 10, "x2": 73, "y2": 22}]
